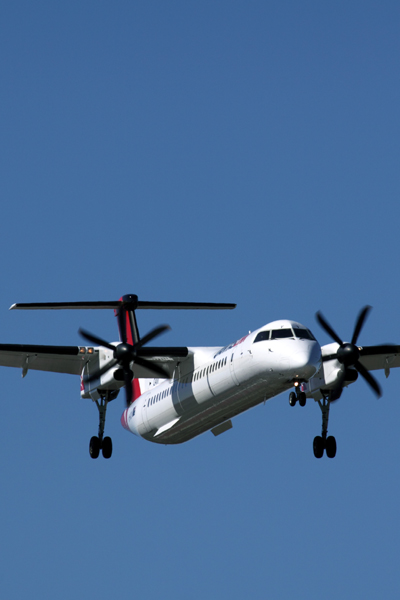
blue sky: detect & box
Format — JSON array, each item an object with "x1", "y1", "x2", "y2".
[{"x1": 1, "y1": 2, "x2": 400, "y2": 598}]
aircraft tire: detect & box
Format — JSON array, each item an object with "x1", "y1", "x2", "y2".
[
  {"x1": 89, "y1": 436, "x2": 100, "y2": 459},
  {"x1": 313, "y1": 436, "x2": 324, "y2": 459},
  {"x1": 289, "y1": 392, "x2": 297, "y2": 406},
  {"x1": 325, "y1": 436, "x2": 337, "y2": 459},
  {"x1": 299, "y1": 392, "x2": 307, "y2": 407},
  {"x1": 102, "y1": 436, "x2": 113, "y2": 459}
]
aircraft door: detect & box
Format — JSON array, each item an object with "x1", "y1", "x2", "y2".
[
  {"x1": 229, "y1": 350, "x2": 240, "y2": 386},
  {"x1": 141, "y1": 397, "x2": 150, "y2": 430}
]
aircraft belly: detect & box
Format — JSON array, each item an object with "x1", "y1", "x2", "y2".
[
  {"x1": 152, "y1": 375, "x2": 280, "y2": 444},
  {"x1": 133, "y1": 345, "x2": 296, "y2": 444}
]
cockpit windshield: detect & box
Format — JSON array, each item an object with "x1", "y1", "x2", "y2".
[
  {"x1": 270, "y1": 328, "x2": 294, "y2": 339},
  {"x1": 253, "y1": 330, "x2": 270, "y2": 343},
  {"x1": 293, "y1": 327, "x2": 316, "y2": 341},
  {"x1": 253, "y1": 326, "x2": 316, "y2": 344},
  {"x1": 254, "y1": 328, "x2": 294, "y2": 342}
]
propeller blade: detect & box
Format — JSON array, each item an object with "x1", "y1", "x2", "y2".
[
  {"x1": 78, "y1": 328, "x2": 116, "y2": 352},
  {"x1": 135, "y1": 325, "x2": 171, "y2": 350},
  {"x1": 124, "y1": 369, "x2": 133, "y2": 407},
  {"x1": 322, "y1": 353, "x2": 340, "y2": 362},
  {"x1": 79, "y1": 321, "x2": 171, "y2": 405},
  {"x1": 351, "y1": 305, "x2": 372, "y2": 346},
  {"x1": 325, "y1": 344, "x2": 400, "y2": 361},
  {"x1": 355, "y1": 361, "x2": 382, "y2": 398},
  {"x1": 134, "y1": 355, "x2": 170, "y2": 379},
  {"x1": 316, "y1": 312, "x2": 344, "y2": 346},
  {"x1": 84, "y1": 358, "x2": 118, "y2": 383}
]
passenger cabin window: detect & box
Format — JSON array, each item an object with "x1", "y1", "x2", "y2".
[
  {"x1": 253, "y1": 331, "x2": 270, "y2": 343},
  {"x1": 270, "y1": 329, "x2": 293, "y2": 339},
  {"x1": 293, "y1": 328, "x2": 315, "y2": 341}
]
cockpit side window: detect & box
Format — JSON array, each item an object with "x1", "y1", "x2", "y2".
[
  {"x1": 253, "y1": 330, "x2": 270, "y2": 343},
  {"x1": 270, "y1": 329, "x2": 294, "y2": 339},
  {"x1": 293, "y1": 327, "x2": 316, "y2": 341}
]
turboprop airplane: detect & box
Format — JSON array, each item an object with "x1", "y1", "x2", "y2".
[{"x1": 1, "y1": 294, "x2": 399, "y2": 460}]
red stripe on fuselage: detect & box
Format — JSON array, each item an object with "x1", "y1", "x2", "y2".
[
  {"x1": 121, "y1": 409, "x2": 129, "y2": 430},
  {"x1": 116, "y1": 296, "x2": 141, "y2": 403}
]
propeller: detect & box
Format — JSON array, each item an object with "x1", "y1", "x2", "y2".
[
  {"x1": 79, "y1": 306, "x2": 170, "y2": 407},
  {"x1": 316, "y1": 305, "x2": 382, "y2": 399}
]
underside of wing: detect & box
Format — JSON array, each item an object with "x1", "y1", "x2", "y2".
[
  {"x1": 0, "y1": 343, "x2": 89, "y2": 375},
  {"x1": 358, "y1": 345, "x2": 400, "y2": 371}
]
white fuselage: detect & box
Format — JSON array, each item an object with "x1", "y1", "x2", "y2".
[{"x1": 121, "y1": 320, "x2": 322, "y2": 444}]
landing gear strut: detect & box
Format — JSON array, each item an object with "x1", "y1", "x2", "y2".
[
  {"x1": 313, "y1": 394, "x2": 337, "y2": 459},
  {"x1": 89, "y1": 390, "x2": 118, "y2": 459}
]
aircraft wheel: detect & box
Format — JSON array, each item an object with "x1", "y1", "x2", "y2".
[
  {"x1": 298, "y1": 392, "x2": 307, "y2": 407},
  {"x1": 289, "y1": 392, "x2": 297, "y2": 407},
  {"x1": 313, "y1": 436, "x2": 324, "y2": 459},
  {"x1": 325, "y1": 436, "x2": 337, "y2": 459},
  {"x1": 89, "y1": 436, "x2": 100, "y2": 459},
  {"x1": 102, "y1": 436, "x2": 113, "y2": 459}
]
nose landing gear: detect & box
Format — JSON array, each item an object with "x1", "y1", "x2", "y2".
[
  {"x1": 313, "y1": 394, "x2": 337, "y2": 458},
  {"x1": 89, "y1": 390, "x2": 119, "y2": 459}
]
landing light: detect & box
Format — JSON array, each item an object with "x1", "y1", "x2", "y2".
[{"x1": 80, "y1": 347, "x2": 94, "y2": 354}]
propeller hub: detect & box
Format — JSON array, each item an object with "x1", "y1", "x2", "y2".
[
  {"x1": 114, "y1": 342, "x2": 134, "y2": 363},
  {"x1": 337, "y1": 343, "x2": 360, "y2": 366},
  {"x1": 315, "y1": 306, "x2": 382, "y2": 398}
]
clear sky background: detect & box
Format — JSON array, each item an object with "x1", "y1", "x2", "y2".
[{"x1": 1, "y1": 2, "x2": 400, "y2": 598}]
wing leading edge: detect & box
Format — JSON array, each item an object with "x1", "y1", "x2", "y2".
[
  {"x1": 0, "y1": 343, "x2": 86, "y2": 375},
  {"x1": 0, "y1": 343, "x2": 189, "y2": 378}
]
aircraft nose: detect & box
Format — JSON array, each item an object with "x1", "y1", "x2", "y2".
[{"x1": 291, "y1": 342, "x2": 321, "y2": 379}]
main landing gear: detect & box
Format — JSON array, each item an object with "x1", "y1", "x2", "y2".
[
  {"x1": 313, "y1": 394, "x2": 337, "y2": 459},
  {"x1": 289, "y1": 387, "x2": 337, "y2": 458},
  {"x1": 289, "y1": 388, "x2": 307, "y2": 407},
  {"x1": 89, "y1": 390, "x2": 119, "y2": 459}
]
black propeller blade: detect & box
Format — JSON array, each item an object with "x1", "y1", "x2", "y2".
[
  {"x1": 351, "y1": 305, "x2": 371, "y2": 346},
  {"x1": 83, "y1": 358, "x2": 118, "y2": 384},
  {"x1": 79, "y1": 310, "x2": 171, "y2": 406},
  {"x1": 316, "y1": 312, "x2": 344, "y2": 347},
  {"x1": 78, "y1": 329, "x2": 116, "y2": 352},
  {"x1": 316, "y1": 306, "x2": 382, "y2": 399}
]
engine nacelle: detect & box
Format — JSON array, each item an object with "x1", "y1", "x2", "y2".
[
  {"x1": 322, "y1": 358, "x2": 345, "y2": 388},
  {"x1": 80, "y1": 345, "x2": 124, "y2": 400}
]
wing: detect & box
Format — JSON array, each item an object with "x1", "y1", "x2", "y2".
[
  {"x1": 0, "y1": 343, "x2": 89, "y2": 375},
  {"x1": 358, "y1": 345, "x2": 400, "y2": 372},
  {"x1": 0, "y1": 343, "x2": 189, "y2": 379}
]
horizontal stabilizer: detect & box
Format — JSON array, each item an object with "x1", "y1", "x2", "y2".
[{"x1": 10, "y1": 297, "x2": 236, "y2": 311}]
